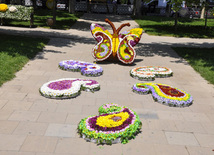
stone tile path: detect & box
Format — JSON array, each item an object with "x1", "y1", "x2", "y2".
[{"x1": 0, "y1": 13, "x2": 214, "y2": 155}]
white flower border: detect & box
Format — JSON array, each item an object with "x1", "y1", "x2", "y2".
[
  {"x1": 39, "y1": 78, "x2": 100, "y2": 99},
  {"x1": 130, "y1": 66, "x2": 173, "y2": 81},
  {"x1": 59, "y1": 60, "x2": 103, "y2": 77}
]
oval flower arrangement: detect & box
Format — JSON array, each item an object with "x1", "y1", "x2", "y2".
[
  {"x1": 40, "y1": 78, "x2": 100, "y2": 99},
  {"x1": 59, "y1": 60, "x2": 103, "y2": 77},
  {"x1": 130, "y1": 66, "x2": 173, "y2": 81},
  {"x1": 132, "y1": 83, "x2": 193, "y2": 107},
  {"x1": 78, "y1": 103, "x2": 142, "y2": 145}
]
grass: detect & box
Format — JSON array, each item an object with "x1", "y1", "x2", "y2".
[
  {"x1": 172, "y1": 47, "x2": 214, "y2": 85},
  {"x1": 0, "y1": 33, "x2": 49, "y2": 86},
  {"x1": 135, "y1": 16, "x2": 214, "y2": 38},
  {"x1": 3, "y1": 9, "x2": 83, "y2": 30}
]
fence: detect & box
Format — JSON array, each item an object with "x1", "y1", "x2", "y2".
[{"x1": 75, "y1": 2, "x2": 133, "y2": 15}]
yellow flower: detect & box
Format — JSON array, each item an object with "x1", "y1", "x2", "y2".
[
  {"x1": 119, "y1": 45, "x2": 130, "y2": 59},
  {"x1": 145, "y1": 83, "x2": 190, "y2": 100},
  {"x1": 0, "y1": 4, "x2": 8, "y2": 12},
  {"x1": 96, "y1": 112, "x2": 129, "y2": 128}
]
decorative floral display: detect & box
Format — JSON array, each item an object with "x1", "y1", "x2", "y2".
[
  {"x1": 40, "y1": 78, "x2": 100, "y2": 99},
  {"x1": 132, "y1": 83, "x2": 193, "y2": 107},
  {"x1": 91, "y1": 18, "x2": 143, "y2": 64},
  {"x1": 130, "y1": 66, "x2": 173, "y2": 81},
  {"x1": 9, "y1": 6, "x2": 17, "y2": 12},
  {"x1": 0, "y1": 5, "x2": 33, "y2": 20},
  {"x1": 0, "y1": 4, "x2": 8, "y2": 12},
  {"x1": 59, "y1": 60, "x2": 103, "y2": 77},
  {"x1": 78, "y1": 104, "x2": 142, "y2": 145},
  {"x1": 98, "y1": 103, "x2": 122, "y2": 115},
  {"x1": 132, "y1": 83, "x2": 150, "y2": 94}
]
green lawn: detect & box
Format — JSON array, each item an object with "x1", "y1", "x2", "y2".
[
  {"x1": 3, "y1": 9, "x2": 83, "y2": 30},
  {"x1": 0, "y1": 34, "x2": 49, "y2": 86},
  {"x1": 135, "y1": 16, "x2": 214, "y2": 38},
  {"x1": 173, "y1": 47, "x2": 214, "y2": 85}
]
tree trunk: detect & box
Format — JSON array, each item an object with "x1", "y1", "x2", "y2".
[
  {"x1": 69, "y1": 0, "x2": 76, "y2": 14},
  {"x1": 53, "y1": 0, "x2": 56, "y2": 26},
  {"x1": 205, "y1": 10, "x2": 208, "y2": 29},
  {"x1": 106, "y1": 0, "x2": 109, "y2": 14},
  {"x1": 133, "y1": 0, "x2": 141, "y2": 17},
  {"x1": 174, "y1": 11, "x2": 178, "y2": 31},
  {"x1": 200, "y1": 7, "x2": 205, "y2": 19},
  {"x1": 32, "y1": 0, "x2": 36, "y2": 9}
]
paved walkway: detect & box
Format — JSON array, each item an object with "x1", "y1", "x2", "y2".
[{"x1": 0, "y1": 13, "x2": 214, "y2": 155}]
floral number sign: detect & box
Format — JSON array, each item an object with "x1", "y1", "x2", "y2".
[
  {"x1": 78, "y1": 103, "x2": 142, "y2": 144},
  {"x1": 91, "y1": 19, "x2": 143, "y2": 64},
  {"x1": 40, "y1": 78, "x2": 100, "y2": 99},
  {"x1": 132, "y1": 83, "x2": 193, "y2": 107}
]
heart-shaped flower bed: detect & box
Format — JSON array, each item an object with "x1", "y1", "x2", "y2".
[
  {"x1": 78, "y1": 104, "x2": 142, "y2": 144},
  {"x1": 132, "y1": 83, "x2": 193, "y2": 107},
  {"x1": 59, "y1": 60, "x2": 103, "y2": 77},
  {"x1": 40, "y1": 78, "x2": 100, "y2": 99},
  {"x1": 130, "y1": 66, "x2": 173, "y2": 81}
]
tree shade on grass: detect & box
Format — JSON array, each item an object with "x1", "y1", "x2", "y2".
[
  {"x1": 0, "y1": 34, "x2": 49, "y2": 86},
  {"x1": 134, "y1": 16, "x2": 214, "y2": 38},
  {"x1": 3, "y1": 9, "x2": 83, "y2": 30},
  {"x1": 172, "y1": 47, "x2": 214, "y2": 85}
]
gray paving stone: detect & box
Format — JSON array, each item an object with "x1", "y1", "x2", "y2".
[
  {"x1": 45, "y1": 123, "x2": 76, "y2": 138},
  {"x1": 165, "y1": 131, "x2": 199, "y2": 146},
  {"x1": 154, "y1": 144, "x2": 189, "y2": 155},
  {"x1": 9, "y1": 110, "x2": 40, "y2": 122},
  {"x1": 20, "y1": 136, "x2": 58, "y2": 153},
  {"x1": 0, "y1": 134, "x2": 26, "y2": 151},
  {"x1": 186, "y1": 146, "x2": 214, "y2": 155},
  {"x1": 13, "y1": 122, "x2": 48, "y2": 136},
  {"x1": 194, "y1": 133, "x2": 214, "y2": 147}
]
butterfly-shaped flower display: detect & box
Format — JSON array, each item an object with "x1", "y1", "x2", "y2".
[{"x1": 91, "y1": 19, "x2": 143, "y2": 64}]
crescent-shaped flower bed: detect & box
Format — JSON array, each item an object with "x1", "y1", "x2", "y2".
[
  {"x1": 59, "y1": 60, "x2": 103, "y2": 77},
  {"x1": 132, "y1": 83, "x2": 193, "y2": 107},
  {"x1": 78, "y1": 103, "x2": 142, "y2": 145},
  {"x1": 39, "y1": 78, "x2": 100, "y2": 99},
  {"x1": 130, "y1": 66, "x2": 173, "y2": 81}
]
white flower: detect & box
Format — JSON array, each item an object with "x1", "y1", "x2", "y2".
[{"x1": 9, "y1": 6, "x2": 17, "y2": 12}]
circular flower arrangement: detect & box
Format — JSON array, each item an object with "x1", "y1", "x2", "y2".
[
  {"x1": 132, "y1": 83, "x2": 193, "y2": 107},
  {"x1": 78, "y1": 103, "x2": 142, "y2": 145},
  {"x1": 130, "y1": 66, "x2": 173, "y2": 81},
  {"x1": 0, "y1": 4, "x2": 8, "y2": 12},
  {"x1": 39, "y1": 78, "x2": 100, "y2": 99},
  {"x1": 59, "y1": 60, "x2": 103, "y2": 77}
]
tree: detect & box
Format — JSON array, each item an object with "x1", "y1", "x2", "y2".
[
  {"x1": 169, "y1": 0, "x2": 183, "y2": 31},
  {"x1": 133, "y1": 0, "x2": 142, "y2": 17},
  {"x1": 69, "y1": 0, "x2": 76, "y2": 13}
]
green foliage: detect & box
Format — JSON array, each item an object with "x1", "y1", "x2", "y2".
[
  {"x1": 134, "y1": 16, "x2": 214, "y2": 38},
  {"x1": 173, "y1": 47, "x2": 214, "y2": 85},
  {"x1": 0, "y1": 5, "x2": 33, "y2": 20},
  {"x1": 170, "y1": 0, "x2": 183, "y2": 12},
  {"x1": 3, "y1": 9, "x2": 83, "y2": 29},
  {"x1": 0, "y1": 34, "x2": 49, "y2": 86}
]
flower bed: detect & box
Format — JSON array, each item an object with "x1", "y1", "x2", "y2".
[
  {"x1": 78, "y1": 103, "x2": 142, "y2": 144},
  {"x1": 0, "y1": 5, "x2": 33, "y2": 27},
  {"x1": 59, "y1": 60, "x2": 103, "y2": 77},
  {"x1": 132, "y1": 83, "x2": 193, "y2": 107},
  {"x1": 130, "y1": 66, "x2": 173, "y2": 81},
  {"x1": 39, "y1": 78, "x2": 100, "y2": 99}
]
